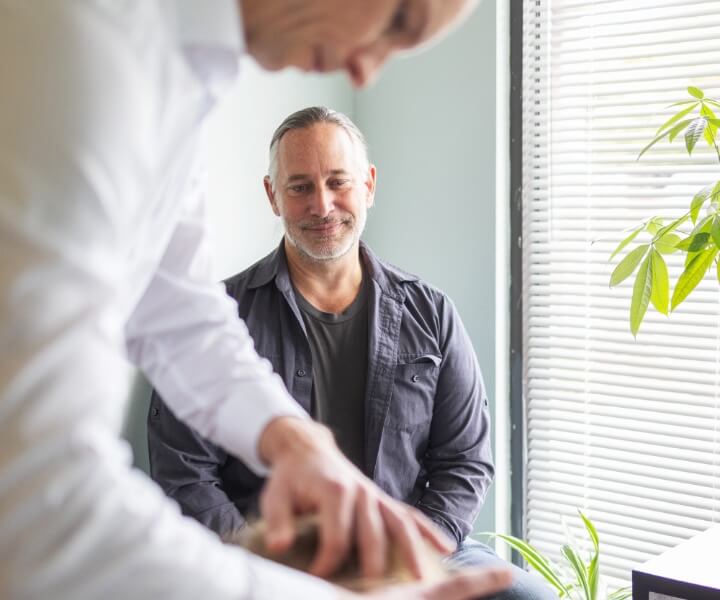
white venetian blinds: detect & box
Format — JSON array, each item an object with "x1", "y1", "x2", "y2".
[{"x1": 521, "y1": 0, "x2": 720, "y2": 589}]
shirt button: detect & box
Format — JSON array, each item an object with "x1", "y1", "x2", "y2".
[
  {"x1": 411, "y1": 374, "x2": 420, "y2": 383},
  {"x1": 151, "y1": 407, "x2": 159, "y2": 417},
  {"x1": 297, "y1": 368, "x2": 306, "y2": 377}
]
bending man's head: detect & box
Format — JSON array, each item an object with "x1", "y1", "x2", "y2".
[
  {"x1": 264, "y1": 107, "x2": 374, "y2": 264},
  {"x1": 240, "y1": 0, "x2": 479, "y2": 87}
]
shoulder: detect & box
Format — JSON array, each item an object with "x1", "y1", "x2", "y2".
[
  {"x1": 378, "y1": 257, "x2": 451, "y2": 310},
  {"x1": 222, "y1": 249, "x2": 278, "y2": 298}
]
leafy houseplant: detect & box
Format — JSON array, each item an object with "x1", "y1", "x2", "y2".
[
  {"x1": 609, "y1": 86, "x2": 720, "y2": 335},
  {"x1": 481, "y1": 511, "x2": 630, "y2": 600}
]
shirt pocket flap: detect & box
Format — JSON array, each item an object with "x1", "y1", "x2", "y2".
[{"x1": 397, "y1": 353, "x2": 442, "y2": 367}]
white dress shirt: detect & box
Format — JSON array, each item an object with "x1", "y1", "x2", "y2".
[{"x1": 0, "y1": 1, "x2": 334, "y2": 598}]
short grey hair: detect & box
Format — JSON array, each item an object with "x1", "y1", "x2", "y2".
[{"x1": 268, "y1": 106, "x2": 370, "y2": 188}]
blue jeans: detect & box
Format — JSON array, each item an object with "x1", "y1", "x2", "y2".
[{"x1": 444, "y1": 538, "x2": 559, "y2": 600}]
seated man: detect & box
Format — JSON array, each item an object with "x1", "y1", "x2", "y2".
[{"x1": 148, "y1": 106, "x2": 555, "y2": 599}]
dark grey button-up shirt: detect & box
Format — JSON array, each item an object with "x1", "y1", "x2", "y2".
[{"x1": 148, "y1": 240, "x2": 494, "y2": 545}]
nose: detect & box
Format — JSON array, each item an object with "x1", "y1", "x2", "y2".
[
  {"x1": 345, "y1": 43, "x2": 394, "y2": 88},
  {"x1": 309, "y1": 186, "x2": 334, "y2": 218}
]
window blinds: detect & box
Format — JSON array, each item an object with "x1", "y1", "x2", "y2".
[{"x1": 521, "y1": 0, "x2": 720, "y2": 588}]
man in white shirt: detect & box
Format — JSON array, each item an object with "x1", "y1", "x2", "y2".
[{"x1": 0, "y1": 1, "x2": 510, "y2": 599}]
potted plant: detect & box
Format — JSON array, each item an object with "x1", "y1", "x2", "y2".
[
  {"x1": 481, "y1": 511, "x2": 630, "y2": 600},
  {"x1": 608, "y1": 86, "x2": 720, "y2": 334}
]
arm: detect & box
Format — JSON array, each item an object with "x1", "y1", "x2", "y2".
[
  {"x1": 415, "y1": 295, "x2": 495, "y2": 547},
  {"x1": 124, "y1": 179, "x2": 307, "y2": 475},
  {"x1": 0, "y1": 4, "x2": 332, "y2": 599},
  {"x1": 148, "y1": 389, "x2": 256, "y2": 536}
]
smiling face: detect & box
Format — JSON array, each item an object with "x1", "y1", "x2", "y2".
[
  {"x1": 244, "y1": 0, "x2": 477, "y2": 87},
  {"x1": 264, "y1": 123, "x2": 376, "y2": 263}
]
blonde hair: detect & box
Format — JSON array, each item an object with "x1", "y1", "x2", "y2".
[{"x1": 225, "y1": 515, "x2": 448, "y2": 592}]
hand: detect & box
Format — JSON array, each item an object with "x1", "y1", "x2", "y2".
[
  {"x1": 258, "y1": 416, "x2": 455, "y2": 580},
  {"x1": 340, "y1": 567, "x2": 513, "y2": 600}
]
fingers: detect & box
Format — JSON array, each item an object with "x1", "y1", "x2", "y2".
[
  {"x1": 308, "y1": 480, "x2": 355, "y2": 578},
  {"x1": 421, "y1": 568, "x2": 513, "y2": 600},
  {"x1": 378, "y1": 499, "x2": 427, "y2": 579},
  {"x1": 260, "y1": 476, "x2": 296, "y2": 553},
  {"x1": 407, "y1": 507, "x2": 456, "y2": 555},
  {"x1": 355, "y1": 485, "x2": 388, "y2": 579}
]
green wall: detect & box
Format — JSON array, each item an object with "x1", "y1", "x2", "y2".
[{"x1": 355, "y1": 0, "x2": 497, "y2": 534}]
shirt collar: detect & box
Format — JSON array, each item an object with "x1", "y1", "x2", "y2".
[
  {"x1": 246, "y1": 239, "x2": 419, "y2": 297},
  {"x1": 173, "y1": 0, "x2": 245, "y2": 96}
]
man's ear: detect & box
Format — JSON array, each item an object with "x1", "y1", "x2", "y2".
[
  {"x1": 365, "y1": 164, "x2": 377, "y2": 209},
  {"x1": 264, "y1": 176, "x2": 281, "y2": 216}
]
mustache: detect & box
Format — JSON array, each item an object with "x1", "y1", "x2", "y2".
[{"x1": 299, "y1": 216, "x2": 352, "y2": 229}]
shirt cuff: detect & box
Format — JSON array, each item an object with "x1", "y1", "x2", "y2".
[
  {"x1": 212, "y1": 372, "x2": 309, "y2": 476},
  {"x1": 246, "y1": 552, "x2": 338, "y2": 600}
]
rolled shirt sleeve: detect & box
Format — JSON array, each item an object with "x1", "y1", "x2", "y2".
[{"x1": 124, "y1": 155, "x2": 308, "y2": 475}]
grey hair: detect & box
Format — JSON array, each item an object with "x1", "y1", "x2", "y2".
[{"x1": 267, "y1": 106, "x2": 370, "y2": 189}]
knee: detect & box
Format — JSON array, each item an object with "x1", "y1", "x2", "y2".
[{"x1": 495, "y1": 567, "x2": 560, "y2": 600}]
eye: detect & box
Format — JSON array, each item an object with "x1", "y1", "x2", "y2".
[
  {"x1": 329, "y1": 179, "x2": 351, "y2": 188},
  {"x1": 384, "y1": 0, "x2": 425, "y2": 47},
  {"x1": 387, "y1": 1, "x2": 410, "y2": 34},
  {"x1": 288, "y1": 183, "x2": 310, "y2": 194}
]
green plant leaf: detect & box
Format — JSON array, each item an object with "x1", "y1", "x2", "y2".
[
  {"x1": 630, "y1": 253, "x2": 653, "y2": 336},
  {"x1": 692, "y1": 214, "x2": 715, "y2": 236},
  {"x1": 675, "y1": 236, "x2": 693, "y2": 251},
  {"x1": 610, "y1": 244, "x2": 649, "y2": 287},
  {"x1": 701, "y1": 103, "x2": 718, "y2": 119},
  {"x1": 669, "y1": 99, "x2": 702, "y2": 107},
  {"x1": 655, "y1": 214, "x2": 689, "y2": 238},
  {"x1": 654, "y1": 233, "x2": 681, "y2": 254},
  {"x1": 607, "y1": 586, "x2": 632, "y2": 600},
  {"x1": 691, "y1": 184, "x2": 713, "y2": 223},
  {"x1": 655, "y1": 102, "x2": 699, "y2": 135},
  {"x1": 609, "y1": 226, "x2": 643, "y2": 261},
  {"x1": 669, "y1": 118, "x2": 695, "y2": 142},
  {"x1": 646, "y1": 217, "x2": 664, "y2": 235},
  {"x1": 701, "y1": 104, "x2": 718, "y2": 147},
  {"x1": 711, "y1": 217, "x2": 720, "y2": 248},
  {"x1": 480, "y1": 533, "x2": 569, "y2": 597},
  {"x1": 561, "y1": 545, "x2": 591, "y2": 600},
  {"x1": 711, "y1": 181, "x2": 720, "y2": 206},
  {"x1": 685, "y1": 117, "x2": 707, "y2": 155},
  {"x1": 685, "y1": 249, "x2": 701, "y2": 267},
  {"x1": 672, "y1": 247, "x2": 719, "y2": 310},
  {"x1": 688, "y1": 86, "x2": 704, "y2": 99},
  {"x1": 638, "y1": 119, "x2": 692, "y2": 158},
  {"x1": 578, "y1": 511, "x2": 600, "y2": 600},
  {"x1": 650, "y1": 250, "x2": 669, "y2": 315},
  {"x1": 688, "y1": 231, "x2": 711, "y2": 252}
]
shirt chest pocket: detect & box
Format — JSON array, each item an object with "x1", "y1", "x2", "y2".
[{"x1": 386, "y1": 354, "x2": 441, "y2": 431}]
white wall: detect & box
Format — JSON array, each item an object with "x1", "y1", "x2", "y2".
[
  {"x1": 207, "y1": 61, "x2": 353, "y2": 279},
  {"x1": 354, "y1": 0, "x2": 497, "y2": 534}
]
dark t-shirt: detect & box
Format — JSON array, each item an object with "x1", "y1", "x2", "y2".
[{"x1": 294, "y1": 278, "x2": 369, "y2": 469}]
